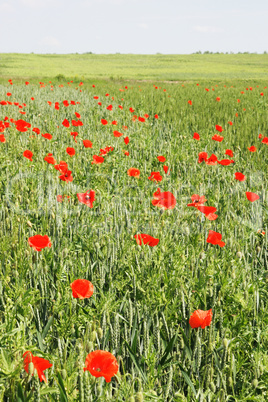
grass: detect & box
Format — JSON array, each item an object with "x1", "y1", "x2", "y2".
[
  {"x1": 0, "y1": 53, "x2": 268, "y2": 82},
  {"x1": 0, "y1": 77, "x2": 267, "y2": 401}
]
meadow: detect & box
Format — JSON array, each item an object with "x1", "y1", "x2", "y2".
[{"x1": 0, "y1": 74, "x2": 267, "y2": 401}]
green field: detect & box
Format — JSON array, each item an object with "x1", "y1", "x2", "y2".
[
  {"x1": 0, "y1": 73, "x2": 268, "y2": 401},
  {"x1": 1, "y1": 53, "x2": 268, "y2": 82}
]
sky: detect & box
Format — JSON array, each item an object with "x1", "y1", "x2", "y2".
[{"x1": 0, "y1": 0, "x2": 268, "y2": 54}]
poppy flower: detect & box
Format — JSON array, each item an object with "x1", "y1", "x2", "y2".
[
  {"x1": 193, "y1": 132, "x2": 200, "y2": 140},
  {"x1": 66, "y1": 147, "x2": 75, "y2": 157},
  {"x1": 197, "y1": 206, "x2": 218, "y2": 221},
  {"x1": 23, "y1": 351, "x2": 52, "y2": 383},
  {"x1": 134, "y1": 234, "x2": 159, "y2": 247},
  {"x1": 28, "y1": 235, "x2": 52, "y2": 251},
  {"x1": 129, "y1": 107, "x2": 135, "y2": 113},
  {"x1": 228, "y1": 121, "x2": 233, "y2": 126},
  {"x1": 148, "y1": 171, "x2": 162, "y2": 182},
  {"x1": 77, "y1": 190, "x2": 95, "y2": 208},
  {"x1": 42, "y1": 133, "x2": 53, "y2": 140},
  {"x1": 84, "y1": 350, "x2": 118, "y2": 383},
  {"x1": 83, "y1": 140, "x2": 92, "y2": 148},
  {"x1": 70, "y1": 279, "x2": 94, "y2": 299},
  {"x1": 198, "y1": 152, "x2": 208, "y2": 164},
  {"x1": 262, "y1": 137, "x2": 268, "y2": 144},
  {"x1": 0, "y1": 134, "x2": 6, "y2": 143},
  {"x1": 62, "y1": 119, "x2": 70, "y2": 128},
  {"x1": 154, "y1": 114, "x2": 159, "y2": 119},
  {"x1": 124, "y1": 151, "x2": 129, "y2": 156},
  {"x1": 54, "y1": 161, "x2": 68, "y2": 173},
  {"x1": 157, "y1": 156, "x2": 166, "y2": 162},
  {"x1": 113, "y1": 130, "x2": 123, "y2": 137},
  {"x1": 111, "y1": 120, "x2": 117, "y2": 125},
  {"x1": 118, "y1": 105, "x2": 123, "y2": 110},
  {"x1": 235, "y1": 172, "x2": 246, "y2": 181},
  {"x1": 246, "y1": 192, "x2": 259, "y2": 202},
  {"x1": 127, "y1": 168, "x2": 140, "y2": 178},
  {"x1": 212, "y1": 134, "x2": 224, "y2": 142},
  {"x1": 44, "y1": 155, "x2": 56, "y2": 164},
  {"x1": 188, "y1": 100, "x2": 192, "y2": 105},
  {"x1": 124, "y1": 136, "x2": 129, "y2": 145},
  {"x1": 144, "y1": 113, "x2": 149, "y2": 119},
  {"x1": 216, "y1": 97, "x2": 221, "y2": 102},
  {"x1": 72, "y1": 120, "x2": 83, "y2": 127},
  {"x1": 101, "y1": 119, "x2": 108, "y2": 125},
  {"x1": 138, "y1": 117, "x2": 145, "y2": 122},
  {"x1": 32, "y1": 127, "x2": 40, "y2": 134},
  {"x1": 187, "y1": 194, "x2": 207, "y2": 207},
  {"x1": 189, "y1": 309, "x2": 212, "y2": 329},
  {"x1": 23, "y1": 150, "x2": 33, "y2": 161},
  {"x1": 206, "y1": 154, "x2": 218, "y2": 165},
  {"x1": 152, "y1": 188, "x2": 176, "y2": 210},
  {"x1": 248, "y1": 146, "x2": 257, "y2": 152},
  {"x1": 92, "y1": 155, "x2": 104, "y2": 165},
  {"x1": 59, "y1": 170, "x2": 73, "y2": 182},
  {"x1": 225, "y1": 149, "x2": 233, "y2": 157},
  {"x1": 217, "y1": 159, "x2": 234, "y2": 166},
  {"x1": 206, "y1": 230, "x2": 225, "y2": 247},
  {"x1": 163, "y1": 165, "x2": 170, "y2": 174},
  {"x1": 215, "y1": 125, "x2": 223, "y2": 132},
  {"x1": 75, "y1": 112, "x2": 81, "y2": 118}
]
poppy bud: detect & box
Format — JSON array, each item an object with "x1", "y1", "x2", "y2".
[
  {"x1": 28, "y1": 362, "x2": 35, "y2": 377},
  {"x1": 223, "y1": 338, "x2": 228, "y2": 349},
  {"x1": 236, "y1": 251, "x2": 243, "y2": 259},
  {"x1": 209, "y1": 382, "x2": 216, "y2": 393},
  {"x1": 135, "y1": 392, "x2": 144, "y2": 402},
  {"x1": 85, "y1": 341, "x2": 94, "y2": 353},
  {"x1": 51, "y1": 212, "x2": 55, "y2": 220},
  {"x1": 256, "y1": 246, "x2": 261, "y2": 253},
  {"x1": 129, "y1": 397, "x2": 135, "y2": 402},
  {"x1": 97, "y1": 327, "x2": 103, "y2": 339},
  {"x1": 252, "y1": 379, "x2": 258, "y2": 388},
  {"x1": 90, "y1": 331, "x2": 97, "y2": 342},
  {"x1": 27, "y1": 220, "x2": 32, "y2": 227},
  {"x1": 61, "y1": 369, "x2": 67, "y2": 380}
]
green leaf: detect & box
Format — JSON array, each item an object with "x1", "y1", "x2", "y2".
[
  {"x1": 159, "y1": 333, "x2": 177, "y2": 366},
  {"x1": 42, "y1": 316, "x2": 54, "y2": 340},
  {"x1": 124, "y1": 339, "x2": 147, "y2": 382}
]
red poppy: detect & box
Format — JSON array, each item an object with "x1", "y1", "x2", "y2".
[
  {"x1": 44, "y1": 155, "x2": 56, "y2": 164},
  {"x1": 28, "y1": 235, "x2": 52, "y2": 251},
  {"x1": 152, "y1": 188, "x2": 176, "y2": 210},
  {"x1": 189, "y1": 309, "x2": 212, "y2": 329},
  {"x1": 212, "y1": 134, "x2": 224, "y2": 142},
  {"x1": 215, "y1": 125, "x2": 223, "y2": 132},
  {"x1": 188, "y1": 100, "x2": 192, "y2": 105},
  {"x1": 42, "y1": 133, "x2": 53, "y2": 140},
  {"x1": 228, "y1": 121, "x2": 233, "y2": 126},
  {"x1": 216, "y1": 97, "x2": 221, "y2": 102},
  {"x1": 134, "y1": 234, "x2": 159, "y2": 247},
  {"x1": 246, "y1": 192, "x2": 259, "y2": 202},
  {"x1": 111, "y1": 120, "x2": 117, "y2": 125},
  {"x1": 54, "y1": 161, "x2": 68, "y2": 173},
  {"x1": 124, "y1": 151, "x2": 129, "y2": 156},
  {"x1": 124, "y1": 136, "x2": 129, "y2": 145},
  {"x1": 154, "y1": 114, "x2": 159, "y2": 119},
  {"x1": 144, "y1": 113, "x2": 149, "y2": 118},
  {"x1": 84, "y1": 350, "x2": 118, "y2": 383},
  {"x1": 15, "y1": 119, "x2": 31, "y2": 132},
  {"x1": 157, "y1": 156, "x2": 166, "y2": 162},
  {"x1": 23, "y1": 150, "x2": 33, "y2": 161},
  {"x1": 262, "y1": 137, "x2": 268, "y2": 144},
  {"x1": 92, "y1": 155, "x2": 104, "y2": 165},
  {"x1": 234, "y1": 172, "x2": 246, "y2": 181},
  {"x1": 70, "y1": 279, "x2": 94, "y2": 299},
  {"x1": 129, "y1": 107, "x2": 135, "y2": 113},
  {"x1": 99, "y1": 146, "x2": 113, "y2": 156},
  {"x1": 83, "y1": 140, "x2": 92, "y2": 148},
  {"x1": 32, "y1": 127, "x2": 40, "y2": 134},
  {"x1": 101, "y1": 119, "x2": 108, "y2": 125},
  {"x1": 113, "y1": 130, "x2": 123, "y2": 137},
  {"x1": 198, "y1": 152, "x2": 208, "y2": 163},
  {"x1": 0, "y1": 134, "x2": 6, "y2": 143},
  {"x1": 225, "y1": 149, "x2": 233, "y2": 157},
  {"x1": 23, "y1": 351, "x2": 52, "y2": 383},
  {"x1": 217, "y1": 159, "x2": 234, "y2": 166},
  {"x1": 193, "y1": 132, "x2": 200, "y2": 140},
  {"x1": 66, "y1": 147, "x2": 75, "y2": 157},
  {"x1": 206, "y1": 230, "x2": 225, "y2": 247},
  {"x1": 72, "y1": 120, "x2": 83, "y2": 127},
  {"x1": 75, "y1": 112, "x2": 81, "y2": 118},
  {"x1": 138, "y1": 117, "x2": 145, "y2": 122},
  {"x1": 62, "y1": 119, "x2": 70, "y2": 128},
  {"x1": 248, "y1": 146, "x2": 257, "y2": 152},
  {"x1": 206, "y1": 154, "x2": 218, "y2": 165},
  {"x1": 187, "y1": 194, "x2": 207, "y2": 207},
  {"x1": 163, "y1": 165, "x2": 170, "y2": 174},
  {"x1": 127, "y1": 168, "x2": 140, "y2": 178},
  {"x1": 118, "y1": 105, "x2": 123, "y2": 110},
  {"x1": 77, "y1": 190, "x2": 95, "y2": 208},
  {"x1": 148, "y1": 171, "x2": 163, "y2": 182},
  {"x1": 197, "y1": 206, "x2": 218, "y2": 221},
  {"x1": 59, "y1": 170, "x2": 73, "y2": 182},
  {"x1": 25, "y1": 81, "x2": 29, "y2": 85}
]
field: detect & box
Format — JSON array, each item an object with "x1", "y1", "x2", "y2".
[
  {"x1": 1, "y1": 53, "x2": 268, "y2": 82},
  {"x1": 0, "y1": 73, "x2": 267, "y2": 401}
]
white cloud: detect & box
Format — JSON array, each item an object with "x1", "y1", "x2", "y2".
[
  {"x1": 20, "y1": 0, "x2": 57, "y2": 8},
  {"x1": 39, "y1": 36, "x2": 61, "y2": 47},
  {"x1": 193, "y1": 25, "x2": 224, "y2": 33},
  {"x1": 138, "y1": 23, "x2": 148, "y2": 30},
  {"x1": 0, "y1": 2, "x2": 15, "y2": 12}
]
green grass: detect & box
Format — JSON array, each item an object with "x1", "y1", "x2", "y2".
[
  {"x1": 0, "y1": 78, "x2": 267, "y2": 401},
  {"x1": 0, "y1": 53, "x2": 268, "y2": 82}
]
